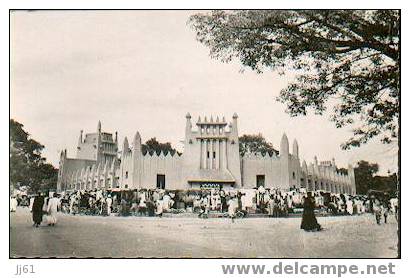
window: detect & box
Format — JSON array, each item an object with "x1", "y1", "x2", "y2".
[
  {"x1": 207, "y1": 151, "x2": 210, "y2": 158},
  {"x1": 125, "y1": 171, "x2": 128, "y2": 178},
  {"x1": 292, "y1": 172, "x2": 296, "y2": 179},
  {"x1": 213, "y1": 151, "x2": 216, "y2": 158}
]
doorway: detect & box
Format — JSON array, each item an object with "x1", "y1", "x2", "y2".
[
  {"x1": 156, "y1": 174, "x2": 166, "y2": 189},
  {"x1": 256, "y1": 175, "x2": 265, "y2": 187}
]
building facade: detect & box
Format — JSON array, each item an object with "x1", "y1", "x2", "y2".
[{"x1": 57, "y1": 114, "x2": 356, "y2": 194}]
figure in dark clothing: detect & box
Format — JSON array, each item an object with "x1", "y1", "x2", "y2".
[
  {"x1": 300, "y1": 192, "x2": 322, "y2": 232},
  {"x1": 32, "y1": 192, "x2": 44, "y2": 227}
]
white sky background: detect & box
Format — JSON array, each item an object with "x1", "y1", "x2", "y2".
[{"x1": 10, "y1": 10, "x2": 398, "y2": 175}]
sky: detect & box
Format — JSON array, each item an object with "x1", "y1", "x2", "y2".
[{"x1": 10, "y1": 10, "x2": 398, "y2": 175}]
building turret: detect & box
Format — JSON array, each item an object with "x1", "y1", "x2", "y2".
[
  {"x1": 60, "y1": 150, "x2": 65, "y2": 160},
  {"x1": 292, "y1": 139, "x2": 299, "y2": 158},
  {"x1": 302, "y1": 160, "x2": 308, "y2": 173},
  {"x1": 122, "y1": 137, "x2": 129, "y2": 154},
  {"x1": 185, "y1": 112, "x2": 192, "y2": 138},
  {"x1": 133, "y1": 132, "x2": 142, "y2": 152},
  {"x1": 97, "y1": 120, "x2": 101, "y2": 133},
  {"x1": 115, "y1": 131, "x2": 118, "y2": 144},
  {"x1": 230, "y1": 113, "x2": 238, "y2": 135},
  {"x1": 78, "y1": 130, "x2": 83, "y2": 146},
  {"x1": 280, "y1": 133, "x2": 290, "y2": 188},
  {"x1": 280, "y1": 133, "x2": 289, "y2": 157}
]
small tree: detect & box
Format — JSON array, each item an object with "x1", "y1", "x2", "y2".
[
  {"x1": 142, "y1": 137, "x2": 180, "y2": 155},
  {"x1": 239, "y1": 133, "x2": 279, "y2": 156}
]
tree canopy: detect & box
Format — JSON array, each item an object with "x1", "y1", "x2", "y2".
[
  {"x1": 189, "y1": 10, "x2": 399, "y2": 149},
  {"x1": 353, "y1": 160, "x2": 397, "y2": 195},
  {"x1": 239, "y1": 133, "x2": 279, "y2": 156},
  {"x1": 142, "y1": 137, "x2": 180, "y2": 156},
  {"x1": 10, "y1": 119, "x2": 58, "y2": 193}
]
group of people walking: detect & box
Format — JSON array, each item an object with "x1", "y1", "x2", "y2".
[{"x1": 30, "y1": 192, "x2": 60, "y2": 227}]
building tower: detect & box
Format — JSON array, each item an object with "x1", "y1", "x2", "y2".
[{"x1": 280, "y1": 133, "x2": 290, "y2": 189}]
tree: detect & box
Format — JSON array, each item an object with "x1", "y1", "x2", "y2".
[
  {"x1": 189, "y1": 10, "x2": 399, "y2": 149},
  {"x1": 239, "y1": 133, "x2": 279, "y2": 156},
  {"x1": 372, "y1": 173, "x2": 397, "y2": 195},
  {"x1": 142, "y1": 137, "x2": 180, "y2": 155},
  {"x1": 10, "y1": 119, "x2": 58, "y2": 193},
  {"x1": 354, "y1": 160, "x2": 379, "y2": 194}
]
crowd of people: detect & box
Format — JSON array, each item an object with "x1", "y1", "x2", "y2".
[{"x1": 10, "y1": 186, "x2": 398, "y2": 230}]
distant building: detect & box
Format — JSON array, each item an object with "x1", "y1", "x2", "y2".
[{"x1": 57, "y1": 113, "x2": 356, "y2": 194}]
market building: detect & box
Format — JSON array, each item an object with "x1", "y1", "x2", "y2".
[{"x1": 57, "y1": 113, "x2": 356, "y2": 194}]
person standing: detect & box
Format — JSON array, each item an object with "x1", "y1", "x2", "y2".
[
  {"x1": 32, "y1": 192, "x2": 44, "y2": 227},
  {"x1": 106, "y1": 195, "x2": 112, "y2": 216},
  {"x1": 382, "y1": 202, "x2": 390, "y2": 224},
  {"x1": 69, "y1": 194, "x2": 76, "y2": 214},
  {"x1": 300, "y1": 192, "x2": 322, "y2": 232},
  {"x1": 156, "y1": 198, "x2": 164, "y2": 217},
  {"x1": 390, "y1": 197, "x2": 398, "y2": 221},
  {"x1": 10, "y1": 196, "x2": 18, "y2": 212},
  {"x1": 47, "y1": 193, "x2": 60, "y2": 226},
  {"x1": 372, "y1": 198, "x2": 382, "y2": 225},
  {"x1": 346, "y1": 197, "x2": 354, "y2": 215},
  {"x1": 267, "y1": 195, "x2": 274, "y2": 217},
  {"x1": 220, "y1": 190, "x2": 227, "y2": 213},
  {"x1": 227, "y1": 196, "x2": 237, "y2": 223},
  {"x1": 138, "y1": 191, "x2": 147, "y2": 216},
  {"x1": 29, "y1": 195, "x2": 35, "y2": 212}
]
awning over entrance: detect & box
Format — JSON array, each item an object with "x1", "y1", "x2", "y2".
[
  {"x1": 187, "y1": 170, "x2": 235, "y2": 183},
  {"x1": 187, "y1": 170, "x2": 236, "y2": 189}
]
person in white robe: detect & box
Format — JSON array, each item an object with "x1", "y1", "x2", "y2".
[
  {"x1": 346, "y1": 198, "x2": 353, "y2": 215},
  {"x1": 47, "y1": 193, "x2": 60, "y2": 226},
  {"x1": 227, "y1": 197, "x2": 237, "y2": 222},
  {"x1": 106, "y1": 195, "x2": 112, "y2": 216},
  {"x1": 69, "y1": 195, "x2": 76, "y2": 214},
  {"x1": 390, "y1": 197, "x2": 398, "y2": 220},
  {"x1": 10, "y1": 196, "x2": 18, "y2": 212},
  {"x1": 162, "y1": 194, "x2": 172, "y2": 212},
  {"x1": 29, "y1": 196, "x2": 35, "y2": 212}
]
